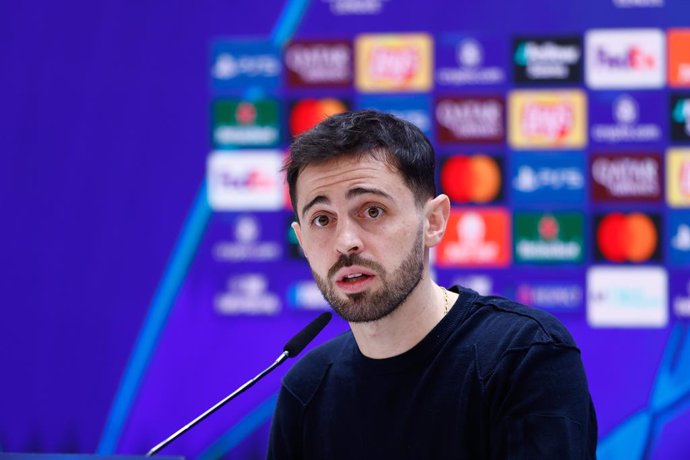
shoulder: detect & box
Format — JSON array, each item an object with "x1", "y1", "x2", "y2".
[
  {"x1": 459, "y1": 289, "x2": 577, "y2": 348},
  {"x1": 452, "y1": 288, "x2": 581, "y2": 374},
  {"x1": 281, "y1": 331, "x2": 353, "y2": 406}
]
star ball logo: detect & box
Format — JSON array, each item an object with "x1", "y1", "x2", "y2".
[
  {"x1": 509, "y1": 90, "x2": 586, "y2": 149},
  {"x1": 594, "y1": 212, "x2": 661, "y2": 263},
  {"x1": 440, "y1": 154, "x2": 503, "y2": 204},
  {"x1": 436, "y1": 208, "x2": 511, "y2": 267}
]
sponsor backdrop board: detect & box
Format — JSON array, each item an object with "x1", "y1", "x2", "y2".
[
  {"x1": 4, "y1": 1, "x2": 690, "y2": 460},
  {"x1": 106, "y1": 2, "x2": 690, "y2": 460}
]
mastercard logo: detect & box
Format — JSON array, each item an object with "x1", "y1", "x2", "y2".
[
  {"x1": 289, "y1": 98, "x2": 348, "y2": 137},
  {"x1": 440, "y1": 155, "x2": 502, "y2": 203},
  {"x1": 595, "y1": 213, "x2": 659, "y2": 263}
]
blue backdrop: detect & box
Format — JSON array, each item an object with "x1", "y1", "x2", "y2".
[{"x1": 1, "y1": 1, "x2": 690, "y2": 459}]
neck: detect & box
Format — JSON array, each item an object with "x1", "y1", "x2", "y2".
[{"x1": 349, "y1": 276, "x2": 457, "y2": 359}]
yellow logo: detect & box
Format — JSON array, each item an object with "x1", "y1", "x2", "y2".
[
  {"x1": 667, "y1": 148, "x2": 690, "y2": 207},
  {"x1": 508, "y1": 90, "x2": 587, "y2": 149},
  {"x1": 355, "y1": 33, "x2": 433, "y2": 92}
]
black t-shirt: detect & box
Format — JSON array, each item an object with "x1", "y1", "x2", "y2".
[{"x1": 268, "y1": 286, "x2": 597, "y2": 459}]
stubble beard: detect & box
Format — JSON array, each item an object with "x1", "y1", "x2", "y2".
[{"x1": 311, "y1": 226, "x2": 425, "y2": 323}]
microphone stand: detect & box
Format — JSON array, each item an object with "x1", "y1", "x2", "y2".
[{"x1": 146, "y1": 350, "x2": 289, "y2": 457}]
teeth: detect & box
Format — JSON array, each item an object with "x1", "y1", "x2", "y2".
[{"x1": 345, "y1": 273, "x2": 363, "y2": 279}]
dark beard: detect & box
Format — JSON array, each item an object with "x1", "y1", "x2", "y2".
[{"x1": 311, "y1": 226, "x2": 424, "y2": 323}]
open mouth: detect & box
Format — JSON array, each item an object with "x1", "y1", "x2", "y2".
[{"x1": 341, "y1": 273, "x2": 372, "y2": 283}]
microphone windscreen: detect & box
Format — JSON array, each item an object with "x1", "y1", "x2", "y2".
[{"x1": 283, "y1": 312, "x2": 332, "y2": 357}]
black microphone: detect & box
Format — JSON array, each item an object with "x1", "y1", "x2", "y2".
[{"x1": 146, "y1": 312, "x2": 332, "y2": 457}]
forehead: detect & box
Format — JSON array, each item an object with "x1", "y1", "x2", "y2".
[{"x1": 295, "y1": 155, "x2": 410, "y2": 206}]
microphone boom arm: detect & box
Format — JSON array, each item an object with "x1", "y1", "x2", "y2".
[{"x1": 146, "y1": 350, "x2": 289, "y2": 457}]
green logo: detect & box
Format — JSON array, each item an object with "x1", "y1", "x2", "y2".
[
  {"x1": 513, "y1": 212, "x2": 584, "y2": 263},
  {"x1": 212, "y1": 98, "x2": 280, "y2": 148}
]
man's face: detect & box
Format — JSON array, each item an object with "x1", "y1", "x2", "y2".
[{"x1": 292, "y1": 155, "x2": 428, "y2": 323}]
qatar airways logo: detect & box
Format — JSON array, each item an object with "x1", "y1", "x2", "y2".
[
  {"x1": 435, "y1": 97, "x2": 504, "y2": 143},
  {"x1": 585, "y1": 29, "x2": 665, "y2": 88},
  {"x1": 285, "y1": 41, "x2": 352, "y2": 86},
  {"x1": 591, "y1": 155, "x2": 661, "y2": 201},
  {"x1": 521, "y1": 102, "x2": 574, "y2": 140}
]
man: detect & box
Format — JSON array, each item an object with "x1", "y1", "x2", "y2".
[{"x1": 268, "y1": 110, "x2": 597, "y2": 459}]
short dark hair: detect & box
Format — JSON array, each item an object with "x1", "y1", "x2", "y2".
[{"x1": 285, "y1": 110, "x2": 436, "y2": 216}]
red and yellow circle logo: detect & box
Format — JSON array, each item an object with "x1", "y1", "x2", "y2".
[
  {"x1": 440, "y1": 154, "x2": 502, "y2": 204},
  {"x1": 596, "y1": 212, "x2": 658, "y2": 263},
  {"x1": 289, "y1": 98, "x2": 348, "y2": 137}
]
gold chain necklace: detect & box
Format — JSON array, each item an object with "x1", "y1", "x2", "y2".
[{"x1": 442, "y1": 287, "x2": 449, "y2": 315}]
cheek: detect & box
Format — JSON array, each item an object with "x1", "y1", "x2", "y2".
[{"x1": 299, "y1": 232, "x2": 330, "y2": 264}]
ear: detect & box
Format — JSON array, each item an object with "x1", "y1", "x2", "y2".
[
  {"x1": 291, "y1": 221, "x2": 308, "y2": 259},
  {"x1": 423, "y1": 194, "x2": 450, "y2": 248}
]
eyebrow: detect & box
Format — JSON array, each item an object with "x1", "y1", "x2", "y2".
[{"x1": 300, "y1": 187, "x2": 393, "y2": 220}]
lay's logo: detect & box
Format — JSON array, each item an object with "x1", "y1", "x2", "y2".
[
  {"x1": 370, "y1": 46, "x2": 420, "y2": 81},
  {"x1": 509, "y1": 90, "x2": 586, "y2": 149},
  {"x1": 356, "y1": 34, "x2": 432, "y2": 92},
  {"x1": 667, "y1": 148, "x2": 690, "y2": 207}
]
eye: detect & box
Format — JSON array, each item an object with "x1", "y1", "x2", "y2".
[
  {"x1": 312, "y1": 214, "x2": 331, "y2": 227},
  {"x1": 365, "y1": 206, "x2": 384, "y2": 219}
]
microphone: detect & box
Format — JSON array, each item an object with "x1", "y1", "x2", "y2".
[{"x1": 146, "y1": 312, "x2": 332, "y2": 457}]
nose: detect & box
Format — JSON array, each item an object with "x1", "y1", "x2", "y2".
[{"x1": 334, "y1": 217, "x2": 363, "y2": 255}]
